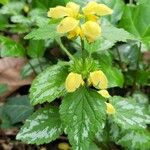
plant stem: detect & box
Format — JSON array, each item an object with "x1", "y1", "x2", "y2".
[
  {"x1": 116, "y1": 46, "x2": 125, "y2": 72},
  {"x1": 132, "y1": 42, "x2": 141, "y2": 93},
  {"x1": 80, "y1": 38, "x2": 85, "y2": 62},
  {"x1": 57, "y1": 38, "x2": 74, "y2": 60},
  {"x1": 37, "y1": 57, "x2": 43, "y2": 72},
  {"x1": 129, "y1": 0, "x2": 133, "y2": 4},
  {"x1": 28, "y1": 60, "x2": 37, "y2": 75}
]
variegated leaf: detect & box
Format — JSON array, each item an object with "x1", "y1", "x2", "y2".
[
  {"x1": 60, "y1": 87, "x2": 106, "y2": 150},
  {"x1": 16, "y1": 106, "x2": 63, "y2": 145},
  {"x1": 29, "y1": 63, "x2": 69, "y2": 105},
  {"x1": 117, "y1": 128, "x2": 150, "y2": 150},
  {"x1": 109, "y1": 96, "x2": 150, "y2": 129}
]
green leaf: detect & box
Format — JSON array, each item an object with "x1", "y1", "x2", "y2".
[
  {"x1": 95, "y1": 51, "x2": 124, "y2": 88},
  {"x1": 0, "y1": 0, "x2": 9, "y2": 5},
  {"x1": 113, "y1": 43, "x2": 140, "y2": 70},
  {"x1": 60, "y1": 87, "x2": 106, "y2": 149},
  {"x1": 21, "y1": 58, "x2": 49, "y2": 78},
  {"x1": 32, "y1": 0, "x2": 70, "y2": 9},
  {"x1": 109, "y1": 96, "x2": 150, "y2": 129},
  {"x1": 0, "y1": 106, "x2": 12, "y2": 129},
  {"x1": 10, "y1": 15, "x2": 31, "y2": 25},
  {"x1": 25, "y1": 24, "x2": 60, "y2": 40},
  {"x1": 0, "y1": 84, "x2": 7, "y2": 94},
  {"x1": 117, "y1": 128, "x2": 150, "y2": 150},
  {"x1": 0, "y1": 35, "x2": 25, "y2": 57},
  {"x1": 29, "y1": 62, "x2": 69, "y2": 105},
  {"x1": 27, "y1": 40, "x2": 45, "y2": 58},
  {"x1": 119, "y1": 2, "x2": 150, "y2": 47},
  {"x1": 3, "y1": 96, "x2": 34, "y2": 124},
  {"x1": 102, "y1": 19, "x2": 134, "y2": 43},
  {"x1": 0, "y1": 2, "x2": 24, "y2": 15},
  {"x1": 84, "y1": 38, "x2": 114, "y2": 54},
  {"x1": 16, "y1": 106, "x2": 63, "y2": 145},
  {"x1": 132, "y1": 91, "x2": 149, "y2": 106}
]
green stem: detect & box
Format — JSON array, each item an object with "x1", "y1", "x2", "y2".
[
  {"x1": 129, "y1": 0, "x2": 133, "y2": 4},
  {"x1": 57, "y1": 38, "x2": 74, "y2": 60},
  {"x1": 28, "y1": 60, "x2": 37, "y2": 75},
  {"x1": 116, "y1": 46, "x2": 125, "y2": 72},
  {"x1": 37, "y1": 57, "x2": 43, "y2": 72},
  {"x1": 132, "y1": 42, "x2": 141, "y2": 93},
  {"x1": 80, "y1": 38, "x2": 85, "y2": 62}
]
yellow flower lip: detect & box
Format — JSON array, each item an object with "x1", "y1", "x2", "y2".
[
  {"x1": 57, "y1": 17, "x2": 79, "y2": 33},
  {"x1": 88, "y1": 70, "x2": 108, "y2": 89},
  {"x1": 47, "y1": 6, "x2": 71, "y2": 18},
  {"x1": 81, "y1": 21, "x2": 101, "y2": 42},
  {"x1": 105, "y1": 102, "x2": 116, "y2": 115},
  {"x1": 82, "y1": 1, "x2": 113, "y2": 17},
  {"x1": 65, "y1": 72, "x2": 84, "y2": 93},
  {"x1": 98, "y1": 90, "x2": 111, "y2": 99}
]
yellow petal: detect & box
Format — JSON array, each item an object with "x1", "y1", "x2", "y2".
[
  {"x1": 105, "y1": 102, "x2": 116, "y2": 115},
  {"x1": 86, "y1": 14, "x2": 99, "y2": 22},
  {"x1": 83, "y1": 1, "x2": 113, "y2": 16},
  {"x1": 65, "y1": 72, "x2": 84, "y2": 93},
  {"x1": 98, "y1": 90, "x2": 111, "y2": 98},
  {"x1": 67, "y1": 26, "x2": 83, "y2": 39},
  {"x1": 47, "y1": 6, "x2": 71, "y2": 18},
  {"x1": 58, "y1": 142, "x2": 70, "y2": 150},
  {"x1": 81, "y1": 21, "x2": 101, "y2": 42},
  {"x1": 57, "y1": 17, "x2": 79, "y2": 33},
  {"x1": 89, "y1": 70, "x2": 108, "y2": 89},
  {"x1": 66, "y1": 2, "x2": 80, "y2": 18}
]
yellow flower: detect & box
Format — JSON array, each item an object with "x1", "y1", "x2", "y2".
[
  {"x1": 48, "y1": 2, "x2": 80, "y2": 34},
  {"x1": 65, "y1": 72, "x2": 84, "y2": 93},
  {"x1": 58, "y1": 142, "x2": 70, "y2": 150},
  {"x1": 47, "y1": 2, "x2": 80, "y2": 18},
  {"x1": 82, "y1": 1, "x2": 113, "y2": 17},
  {"x1": 98, "y1": 90, "x2": 111, "y2": 98},
  {"x1": 81, "y1": 21, "x2": 101, "y2": 42},
  {"x1": 47, "y1": 1, "x2": 112, "y2": 42},
  {"x1": 47, "y1": 6, "x2": 71, "y2": 18},
  {"x1": 88, "y1": 70, "x2": 108, "y2": 89},
  {"x1": 105, "y1": 102, "x2": 116, "y2": 115},
  {"x1": 57, "y1": 17, "x2": 79, "y2": 33}
]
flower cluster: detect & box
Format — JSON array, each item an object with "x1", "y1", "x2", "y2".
[
  {"x1": 65, "y1": 70, "x2": 116, "y2": 115},
  {"x1": 47, "y1": 1, "x2": 112, "y2": 42}
]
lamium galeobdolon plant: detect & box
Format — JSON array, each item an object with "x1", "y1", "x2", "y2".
[{"x1": 16, "y1": 1, "x2": 150, "y2": 150}]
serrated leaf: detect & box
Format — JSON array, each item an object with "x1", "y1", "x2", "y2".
[
  {"x1": 119, "y1": 2, "x2": 150, "y2": 47},
  {"x1": 29, "y1": 63, "x2": 69, "y2": 105},
  {"x1": 0, "y1": 2, "x2": 24, "y2": 15},
  {"x1": 117, "y1": 128, "x2": 150, "y2": 150},
  {"x1": 102, "y1": 20, "x2": 134, "y2": 43},
  {"x1": 16, "y1": 106, "x2": 63, "y2": 145},
  {"x1": 60, "y1": 87, "x2": 106, "y2": 150},
  {"x1": 3, "y1": 96, "x2": 34, "y2": 124},
  {"x1": 0, "y1": 35, "x2": 25, "y2": 57},
  {"x1": 84, "y1": 38, "x2": 114, "y2": 54},
  {"x1": 25, "y1": 24, "x2": 60, "y2": 40},
  {"x1": 109, "y1": 96, "x2": 150, "y2": 129}
]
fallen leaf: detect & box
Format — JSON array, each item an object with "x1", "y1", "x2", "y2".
[{"x1": 0, "y1": 57, "x2": 34, "y2": 101}]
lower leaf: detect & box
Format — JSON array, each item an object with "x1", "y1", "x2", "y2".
[
  {"x1": 16, "y1": 106, "x2": 63, "y2": 145},
  {"x1": 60, "y1": 87, "x2": 106, "y2": 150}
]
